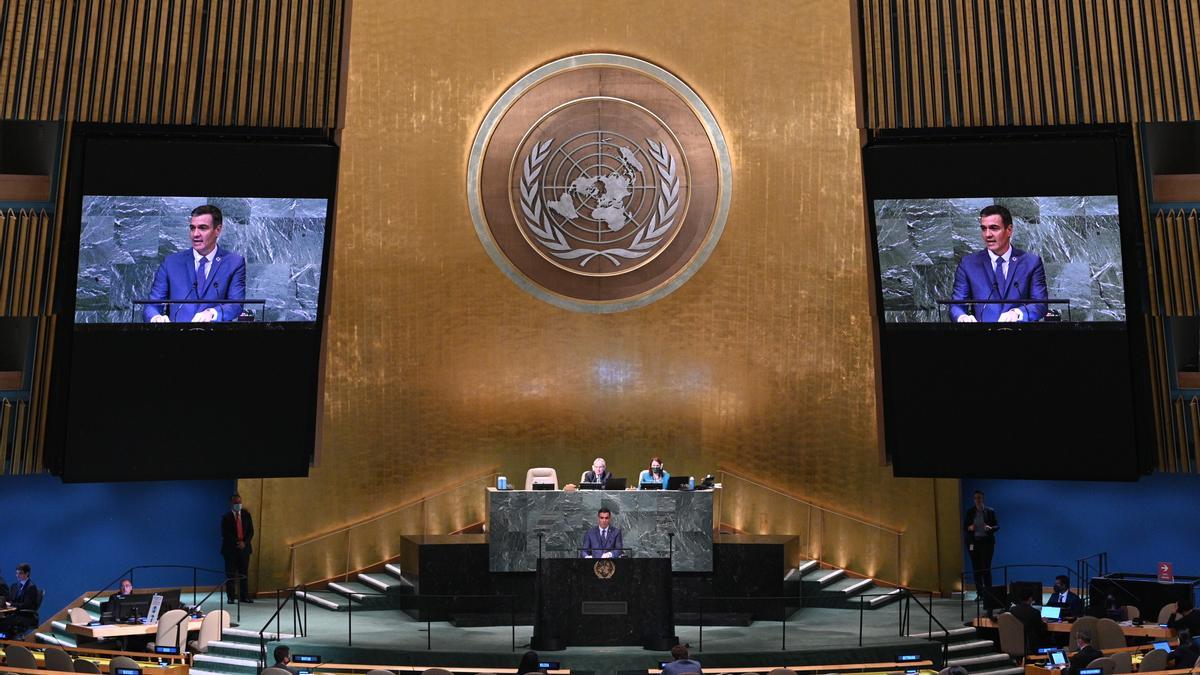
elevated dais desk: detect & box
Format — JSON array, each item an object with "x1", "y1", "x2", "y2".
[
  {"x1": 488, "y1": 487, "x2": 717, "y2": 572},
  {"x1": 971, "y1": 616, "x2": 1175, "y2": 639},
  {"x1": 65, "y1": 617, "x2": 203, "y2": 639}
]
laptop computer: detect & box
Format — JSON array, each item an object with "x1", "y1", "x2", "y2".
[
  {"x1": 606, "y1": 477, "x2": 627, "y2": 490},
  {"x1": 1154, "y1": 641, "x2": 1172, "y2": 651},
  {"x1": 531, "y1": 482, "x2": 555, "y2": 490},
  {"x1": 1041, "y1": 605, "x2": 1063, "y2": 621},
  {"x1": 666, "y1": 476, "x2": 691, "y2": 490},
  {"x1": 578, "y1": 482, "x2": 603, "y2": 490},
  {"x1": 640, "y1": 482, "x2": 663, "y2": 490},
  {"x1": 1049, "y1": 650, "x2": 1068, "y2": 667}
]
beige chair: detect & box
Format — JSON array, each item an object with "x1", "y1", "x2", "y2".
[
  {"x1": 147, "y1": 608, "x2": 189, "y2": 654},
  {"x1": 1094, "y1": 617, "x2": 1127, "y2": 650},
  {"x1": 1086, "y1": 657, "x2": 1116, "y2": 675},
  {"x1": 525, "y1": 468, "x2": 558, "y2": 490},
  {"x1": 187, "y1": 609, "x2": 231, "y2": 653},
  {"x1": 365, "y1": 670, "x2": 395, "y2": 675},
  {"x1": 1108, "y1": 651, "x2": 1132, "y2": 674},
  {"x1": 420, "y1": 669, "x2": 454, "y2": 675},
  {"x1": 4, "y1": 645, "x2": 37, "y2": 669},
  {"x1": 43, "y1": 647, "x2": 75, "y2": 673},
  {"x1": 67, "y1": 607, "x2": 91, "y2": 624},
  {"x1": 1158, "y1": 602, "x2": 1178, "y2": 624},
  {"x1": 766, "y1": 670, "x2": 796, "y2": 675},
  {"x1": 1140, "y1": 648, "x2": 1169, "y2": 673},
  {"x1": 997, "y1": 611, "x2": 1027, "y2": 660},
  {"x1": 109, "y1": 657, "x2": 141, "y2": 672},
  {"x1": 1123, "y1": 605, "x2": 1140, "y2": 621},
  {"x1": 73, "y1": 659, "x2": 102, "y2": 674},
  {"x1": 1069, "y1": 616, "x2": 1099, "y2": 648},
  {"x1": 261, "y1": 669, "x2": 294, "y2": 675}
]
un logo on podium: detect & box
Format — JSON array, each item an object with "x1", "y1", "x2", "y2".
[
  {"x1": 469, "y1": 54, "x2": 731, "y2": 312},
  {"x1": 593, "y1": 559, "x2": 616, "y2": 579}
]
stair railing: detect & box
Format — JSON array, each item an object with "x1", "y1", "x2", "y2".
[
  {"x1": 959, "y1": 563, "x2": 1076, "y2": 620},
  {"x1": 81, "y1": 564, "x2": 243, "y2": 624},
  {"x1": 257, "y1": 584, "x2": 308, "y2": 668},
  {"x1": 897, "y1": 589, "x2": 952, "y2": 665},
  {"x1": 715, "y1": 468, "x2": 905, "y2": 584},
  {"x1": 287, "y1": 470, "x2": 499, "y2": 587}
]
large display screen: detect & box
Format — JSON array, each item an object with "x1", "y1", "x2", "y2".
[
  {"x1": 874, "y1": 196, "x2": 1124, "y2": 323},
  {"x1": 76, "y1": 196, "x2": 328, "y2": 324},
  {"x1": 863, "y1": 128, "x2": 1153, "y2": 481}
]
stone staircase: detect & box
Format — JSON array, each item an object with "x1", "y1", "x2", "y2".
[
  {"x1": 191, "y1": 627, "x2": 295, "y2": 675},
  {"x1": 909, "y1": 625, "x2": 1022, "y2": 675},
  {"x1": 795, "y1": 559, "x2": 903, "y2": 610},
  {"x1": 296, "y1": 563, "x2": 415, "y2": 612}
]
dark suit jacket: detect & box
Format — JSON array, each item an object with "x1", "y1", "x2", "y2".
[
  {"x1": 1008, "y1": 602, "x2": 1047, "y2": 649},
  {"x1": 963, "y1": 506, "x2": 999, "y2": 541},
  {"x1": 950, "y1": 247, "x2": 1049, "y2": 322},
  {"x1": 582, "y1": 470, "x2": 612, "y2": 485},
  {"x1": 580, "y1": 526, "x2": 623, "y2": 558},
  {"x1": 1069, "y1": 644, "x2": 1103, "y2": 673},
  {"x1": 221, "y1": 509, "x2": 255, "y2": 556},
  {"x1": 144, "y1": 247, "x2": 247, "y2": 322},
  {"x1": 1046, "y1": 590, "x2": 1084, "y2": 618},
  {"x1": 1167, "y1": 610, "x2": 1200, "y2": 635},
  {"x1": 7, "y1": 580, "x2": 40, "y2": 615}
]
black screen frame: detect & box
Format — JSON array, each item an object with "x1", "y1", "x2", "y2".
[
  {"x1": 45, "y1": 124, "x2": 340, "y2": 482},
  {"x1": 863, "y1": 124, "x2": 1154, "y2": 480}
]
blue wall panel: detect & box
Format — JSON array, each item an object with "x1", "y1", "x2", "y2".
[
  {"x1": 0, "y1": 474, "x2": 235, "y2": 619},
  {"x1": 962, "y1": 473, "x2": 1200, "y2": 587}
]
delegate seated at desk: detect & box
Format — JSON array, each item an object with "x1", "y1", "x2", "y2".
[
  {"x1": 638, "y1": 457, "x2": 669, "y2": 488},
  {"x1": 1006, "y1": 590, "x2": 1049, "y2": 651},
  {"x1": 581, "y1": 457, "x2": 612, "y2": 486},
  {"x1": 1067, "y1": 632, "x2": 1103, "y2": 673},
  {"x1": 1045, "y1": 575, "x2": 1083, "y2": 619},
  {"x1": 0, "y1": 563, "x2": 41, "y2": 635},
  {"x1": 581, "y1": 507, "x2": 622, "y2": 559},
  {"x1": 1168, "y1": 597, "x2": 1200, "y2": 635}
]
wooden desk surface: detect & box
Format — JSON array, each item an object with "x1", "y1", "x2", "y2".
[
  {"x1": 972, "y1": 617, "x2": 1176, "y2": 639},
  {"x1": 0, "y1": 664, "x2": 187, "y2": 675},
  {"x1": 643, "y1": 664, "x2": 935, "y2": 674},
  {"x1": 319, "y1": 666, "x2": 569, "y2": 675},
  {"x1": 65, "y1": 618, "x2": 203, "y2": 638}
]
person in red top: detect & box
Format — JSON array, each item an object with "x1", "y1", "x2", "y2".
[{"x1": 220, "y1": 494, "x2": 255, "y2": 604}]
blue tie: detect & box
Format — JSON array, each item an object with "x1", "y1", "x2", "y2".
[
  {"x1": 197, "y1": 256, "x2": 209, "y2": 291},
  {"x1": 994, "y1": 256, "x2": 1005, "y2": 290}
]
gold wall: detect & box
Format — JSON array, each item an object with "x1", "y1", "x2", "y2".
[{"x1": 246, "y1": 0, "x2": 964, "y2": 594}]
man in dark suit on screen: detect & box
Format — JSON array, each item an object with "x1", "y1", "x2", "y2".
[
  {"x1": 950, "y1": 204, "x2": 1048, "y2": 323},
  {"x1": 581, "y1": 507, "x2": 623, "y2": 559},
  {"x1": 221, "y1": 494, "x2": 255, "y2": 603},
  {"x1": 144, "y1": 204, "x2": 246, "y2": 323}
]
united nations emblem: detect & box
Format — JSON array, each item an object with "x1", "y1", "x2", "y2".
[
  {"x1": 468, "y1": 54, "x2": 731, "y2": 311},
  {"x1": 593, "y1": 559, "x2": 616, "y2": 579}
]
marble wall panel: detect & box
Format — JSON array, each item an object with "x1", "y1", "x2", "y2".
[
  {"x1": 488, "y1": 488, "x2": 714, "y2": 572},
  {"x1": 75, "y1": 196, "x2": 328, "y2": 323},
  {"x1": 875, "y1": 196, "x2": 1125, "y2": 322}
]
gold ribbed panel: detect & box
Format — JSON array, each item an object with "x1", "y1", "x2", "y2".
[
  {"x1": 1148, "y1": 209, "x2": 1200, "y2": 316},
  {"x1": 0, "y1": 0, "x2": 346, "y2": 127},
  {"x1": 244, "y1": 0, "x2": 966, "y2": 596},
  {"x1": 859, "y1": 0, "x2": 1200, "y2": 128},
  {"x1": 0, "y1": 209, "x2": 52, "y2": 316}
]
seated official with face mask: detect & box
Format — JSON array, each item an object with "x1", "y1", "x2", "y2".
[{"x1": 638, "y1": 457, "x2": 669, "y2": 488}]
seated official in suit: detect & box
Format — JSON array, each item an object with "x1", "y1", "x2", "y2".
[
  {"x1": 950, "y1": 204, "x2": 1048, "y2": 323},
  {"x1": 1167, "y1": 596, "x2": 1200, "y2": 635},
  {"x1": 271, "y1": 645, "x2": 301, "y2": 674},
  {"x1": 1046, "y1": 575, "x2": 1083, "y2": 618},
  {"x1": 144, "y1": 204, "x2": 246, "y2": 323},
  {"x1": 581, "y1": 457, "x2": 612, "y2": 486},
  {"x1": 1006, "y1": 590, "x2": 1049, "y2": 651},
  {"x1": 581, "y1": 507, "x2": 623, "y2": 559},
  {"x1": 1169, "y1": 630, "x2": 1200, "y2": 670},
  {"x1": 1068, "y1": 631, "x2": 1103, "y2": 673},
  {"x1": 637, "y1": 456, "x2": 670, "y2": 488},
  {"x1": 0, "y1": 563, "x2": 40, "y2": 635}
]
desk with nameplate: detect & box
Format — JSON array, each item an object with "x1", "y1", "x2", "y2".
[
  {"x1": 65, "y1": 617, "x2": 204, "y2": 639},
  {"x1": 971, "y1": 617, "x2": 1177, "y2": 639}
]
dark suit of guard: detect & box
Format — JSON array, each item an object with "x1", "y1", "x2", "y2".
[{"x1": 221, "y1": 507, "x2": 254, "y2": 602}]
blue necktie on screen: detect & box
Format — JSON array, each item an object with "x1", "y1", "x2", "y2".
[
  {"x1": 197, "y1": 256, "x2": 208, "y2": 291},
  {"x1": 994, "y1": 257, "x2": 1005, "y2": 290}
]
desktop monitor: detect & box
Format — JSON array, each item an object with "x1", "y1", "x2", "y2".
[
  {"x1": 107, "y1": 593, "x2": 154, "y2": 621},
  {"x1": 666, "y1": 476, "x2": 691, "y2": 490},
  {"x1": 606, "y1": 477, "x2": 627, "y2": 490},
  {"x1": 531, "y1": 482, "x2": 555, "y2": 491},
  {"x1": 1049, "y1": 651, "x2": 1068, "y2": 666}
]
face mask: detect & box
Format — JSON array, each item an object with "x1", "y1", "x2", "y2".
[
  {"x1": 232, "y1": 504, "x2": 242, "y2": 513},
  {"x1": 653, "y1": 467, "x2": 662, "y2": 475}
]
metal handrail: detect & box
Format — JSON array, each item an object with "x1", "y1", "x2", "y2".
[
  {"x1": 716, "y1": 468, "x2": 903, "y2": 534},
  {"x1": 696, "y1": 588, "x2": 948, "y2": 660},
  {"x1": 81, "y1": 564, "x2": 243, "y2": 624},
  {"x1": 289, "y1": 470, "x2": 500, "y2": 547},
  {"x1": 960, "y1": 563, "x2": 1077, "y2": 621},
  {"x1": 287, "y1": 470, "x2": 499, "y2": 586},
  {"x1": 257, "y1": 584, "x2": 308, "y2": 668}
]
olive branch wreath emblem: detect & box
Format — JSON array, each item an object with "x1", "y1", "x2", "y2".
[{"x1": 519, "y1": 138, "x2": 681, "y2": 269}]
